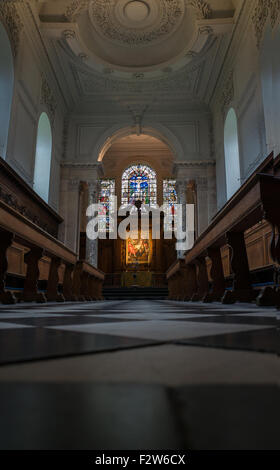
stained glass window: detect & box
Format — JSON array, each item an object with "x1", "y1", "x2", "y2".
[
  {"x1": 163, "y1": 179, "x2": 177, "y2": 231},
  {"x1": 99, "y1": 179, "x2": 115, "y2": 232},
  {"x1": 121, "y1": 164, "x2": 157, "y2": 207}
]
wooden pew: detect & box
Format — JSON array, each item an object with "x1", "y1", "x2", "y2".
[
  {"x1": 72, "y1": 260, "x2": 104, "y2": 301},
  {"x1": 0, "y1": 158, "x2": 105, "y2": 304},
  {"x1": 167, "y1": 154, "x2": 280, "y2": 305}
]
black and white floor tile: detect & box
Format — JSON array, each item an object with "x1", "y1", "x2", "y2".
[
  {"x1": 0, "y1": 299, "x2": 279, "y2": 450},
  {"x1": 0, "y1": 299, "x2": 278, "y2": 364}
]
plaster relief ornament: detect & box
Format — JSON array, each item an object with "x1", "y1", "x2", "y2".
[
  {"x1": 40, "y1": 76, "x2": 57, "y2": 124},
  {"x1": 252, "y1": 0, "x2": 280, "y2": 47},
  {"x1": 187, "y1": 0, "x2": 212, "y2": 19},
  {"x1": 0, "y1": 0, "x2": 23, "y2": 57},
  {"x1": 89, "y1": 0, "x2": 185, "y2": 47}
]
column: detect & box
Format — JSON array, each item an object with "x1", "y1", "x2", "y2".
[
  {"x1": 86, "y1": 181, "x2": 99, "y2": 267},
  {"x1": 196, "y1": 176, "x2": 209, "y2": 235},
  {"x1": 59, "y1": 178, "x2": 81, "y2": 253},
  {"x1": 175, "y1": 180, "x2": 187, "y2": 259}
]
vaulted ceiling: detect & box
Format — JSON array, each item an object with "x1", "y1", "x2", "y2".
[{"x1": 36, "y1": 0, "x2": 242, "y2": 115}]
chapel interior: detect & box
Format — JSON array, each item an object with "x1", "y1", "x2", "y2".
[{"x1": 0, "y1": 0, "x2": 279, "y2": 451}]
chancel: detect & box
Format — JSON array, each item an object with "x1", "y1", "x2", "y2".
[{"x1": 0, "y1": 0, "x2": 279, "y2": 453}]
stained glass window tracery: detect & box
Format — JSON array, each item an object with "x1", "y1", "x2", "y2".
[
  {"x1": 163, "y1": 179, "x2": 177, "y2": 231},
  {"x1": 99, "y1": 179, "x2": 115, "y2": 232},
  {"x1": 121, "y1": 164, "x2": 157, "y2": 207}
]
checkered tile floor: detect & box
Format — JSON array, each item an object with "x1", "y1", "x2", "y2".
[
  {"x1": 0, "y1": 300, "x2": 279, "y2": 450},
  {"x1": 0, "y1": 300, "x2": 278, "y2": 364}
]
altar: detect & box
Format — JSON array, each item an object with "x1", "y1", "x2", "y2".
[{"x1": 121, "y1": 271, "x2": 153, "y2": 288}]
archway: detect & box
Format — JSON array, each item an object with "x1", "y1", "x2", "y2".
[
  {"x1": 33, "y1": 112, "x2": 52, "y2": 202},
  {"x1": 94, "y1": 123, "x2": 184, "y2": 162},
  {"x1": 224, "y1": 108, "x2": 241, "y2": 200},
  {"x1": 94, "y1": 131, "x2": 178, "y2": 283},
  {"x1": 0, "y1": 22, "x2": 14, "y2": 159}
]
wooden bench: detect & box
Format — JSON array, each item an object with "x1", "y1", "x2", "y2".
[
  {"x1": 167, "y1": 154, "x2": 280, "y2": 306},
  {"x1": 0, "y1": 158, "x2": 104, "y2": 304}
]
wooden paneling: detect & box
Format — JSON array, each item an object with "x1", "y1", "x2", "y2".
[{"x1": 0, "y1": 157, "x2": 62, "y2": 238}]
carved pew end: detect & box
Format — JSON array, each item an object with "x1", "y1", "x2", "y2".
[
  {"x1": 22, "y1": 292, "x2": 47, "y2": 304},
  {"x1": 222, "y1": 289, "x2": 258, "y2": 304},
  {"x1": 191, "y1": 294, "x2": 200, "y2": 302},
  {"x1": 202, "y1": 293, "x2": 214, "y2": 303},
  {"x1": 256, "y1": 286, "x2": 279, "y2": 307},
  {"x1": 0, "y1": 291, "x2": 17, "y2": 305},
  {"x1": 36, "y1": 293, "x2": 48, "y2": 304}
]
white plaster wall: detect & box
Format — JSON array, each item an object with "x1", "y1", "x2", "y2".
[
  {"x1": 211, "y1": 3, "x2": 266, "y2": 210},
  {"x1": 260, "y1": 23, "x2": 280, "y2": 158},
  {"x1": 64, "y1": 112, "x2": 212, "y2": 165},
  {"x1": 2, "y1": 6, "x2": 66, "y2": 213}
]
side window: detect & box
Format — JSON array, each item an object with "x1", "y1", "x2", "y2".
[
  {"x1": 224, "y1": 108, "x2": 241, "y2": 200},
  {"x1": 33, "y1": 112, "x2": 52, "y2": 202}
]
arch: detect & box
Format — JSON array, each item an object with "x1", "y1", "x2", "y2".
[
  {"x1": 93, "y1": 123, "x2": 184, "y2": 162},
  {"x1": 0, "y1": 22, "x2": 14, "y2": 159},
  {"x1": 224, "y1": 108, "x2": 241, "y2": 200},
  {"x1": 33, "y1": 112, "x2": 52, "y2": 202}
]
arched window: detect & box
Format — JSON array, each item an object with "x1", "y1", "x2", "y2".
[
  {"x1": 121, "y1": 164, "x2": 157, "y2": 207},
  {"x1": 224, "y1": 108, "x2": 241, "y2": 200},
  {"x1": 33, "y1": 112, "x2": 52, "y2": 202},
  {"x1": 0, "y1": 22, "x2": 14, "y2": 159}
]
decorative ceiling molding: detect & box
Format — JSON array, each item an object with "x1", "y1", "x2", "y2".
[
  {"x1": 73, "y1": 62, "x2": 202, "y2": 96},
  {"x1": 41, "y1": 76, "x2": 57, "y2": 123},
  {"x1": 187, "y1": 0, "x2": 212, "y2": 20},
  {"x1": 252, "y1": 0, "x2": 280, "y2": 48},
  {"x1": 65, "y1": 0, "x2": 89, "y2": 21},
  {"x1": 127, "y1": 104, "x2": 149, "y2": 135},
  {"x1": 89, "y1": 0, "x2": 184, "y2": 48},
  {"x1": 270, "y1": 0, "x2": 280, "y2": 28},
  {"x1": 0, "y1": 0, "x2": 23, "y2": 57},
  {"x1": 220, "y1": 70, "x2": 234, "y2": 116}
]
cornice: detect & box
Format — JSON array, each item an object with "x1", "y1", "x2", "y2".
[
  {"x1": 174, "y1": 160, "x2": 215, "y2": 168},
  {"x1": 61, "y1": 162, "x2": 103, "y2": 168}
]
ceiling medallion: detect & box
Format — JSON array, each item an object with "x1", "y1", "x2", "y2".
[
  {"x1": 124, "y1": 1, "x2": 150, "y2": 23},
  {"x1": 89, "y1": 0, "x2": 185, "y2": 47}
]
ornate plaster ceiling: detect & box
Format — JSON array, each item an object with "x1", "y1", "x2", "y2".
[
  {"x1": 36, "y1": 0, "x2": 239, "y2": 112},
  {"x1": 89, "y1": 0, "x2": 185, "y2": 48},
  {"x1": 41, "y1": 0, "x2": 234, "y2": 78}
]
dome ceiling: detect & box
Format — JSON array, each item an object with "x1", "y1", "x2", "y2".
[
  {"x1": 38, "y1": 0, "x2": 239, "y2": 112},
  {"x1": 82, "y1": 0, "x2": 192, "y2": 70},
  {"x1": 41, "y1": 0, "x2": 235, "y2": 79},
  {"x1": 90, "y1": 0, "x2": 185, "y2": 47}
]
